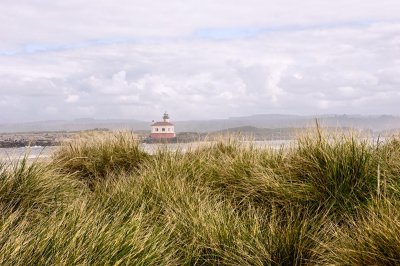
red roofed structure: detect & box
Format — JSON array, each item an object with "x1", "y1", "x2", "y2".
[
  {"x1": 149, "y1": 112, "x2": 176, "y2": 140},
  {"x1": 151, "y1": 121, "x2": 174, "y2": 127}
]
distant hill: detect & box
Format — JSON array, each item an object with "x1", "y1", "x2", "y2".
[
  {"x1": 1, "y1": 114, "x2": 400, "y2": 133},
  {"x1": 174, "y1": 114, "x2": 400, "y2": 133}
]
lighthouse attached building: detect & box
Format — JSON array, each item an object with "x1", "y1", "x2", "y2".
[{"x1": 150, "y1": 113, "x2": 176, "y2": 140}]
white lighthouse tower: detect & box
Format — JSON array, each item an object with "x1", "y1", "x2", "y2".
[{"x1": 150, "y1": 112, "x2": 176, "y2": 140}]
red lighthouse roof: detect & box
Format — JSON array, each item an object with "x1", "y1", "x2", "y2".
[{"x1": 151, "y1": 121, "x2": 173, "y2": 126}]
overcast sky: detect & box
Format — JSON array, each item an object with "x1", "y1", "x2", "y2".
[{"x1": 1, "y1": 0, "x2": 400, "y2": 122}]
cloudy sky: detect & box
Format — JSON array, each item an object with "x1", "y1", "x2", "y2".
[{"x1": 1, "y1": 0, "x2": 400, "y2": 122}]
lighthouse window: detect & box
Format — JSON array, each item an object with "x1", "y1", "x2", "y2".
[
  {"x1": 155, "y1": 128, "x2": 159, "y2": 132},
  {"x1": 162, "y1": 128, "x2": 165, "y2": 132}
]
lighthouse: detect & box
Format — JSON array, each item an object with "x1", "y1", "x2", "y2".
[{"x1": 149, "y1": 112, "x2": 176, "y2": 141}]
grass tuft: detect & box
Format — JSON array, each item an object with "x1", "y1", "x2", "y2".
[{"x1": 53, "y1": 131, "x2": 149, "y2": 187}]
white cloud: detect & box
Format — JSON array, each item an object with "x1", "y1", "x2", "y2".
[
  {"x1": 65, "y1": 94, "x2": 80, "y2": 103},
  {"x1": 338, "y1": 86, "x2": 356, "y2": 97},
  {"x1": 114, "y1": 95, "x2": 140, "y2": 104},
  {"x1": 1, "y1": 1, "x2": 400, "y2": 49},
  {"x1": 0, "y1": 1, "x2": 400, "y2": 122}
]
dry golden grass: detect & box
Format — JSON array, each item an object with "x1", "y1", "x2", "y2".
[{"x1": 0, "y1": 129, "x2": 399, "y2": 265}]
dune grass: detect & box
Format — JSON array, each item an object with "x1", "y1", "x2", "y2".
[
  {"x1": 53, "y1": 131, "x2": 149, "y2": 187},
  {"x1": 0, "y1": 129, "x2": 399, "y2": 265}
]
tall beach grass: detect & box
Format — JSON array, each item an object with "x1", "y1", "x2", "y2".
[{"x1": 0, "y1": 128, "x2": 399, "y2": 265}]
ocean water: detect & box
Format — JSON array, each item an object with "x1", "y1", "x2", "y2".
[{"x1": 0, "y1": 146, "x2": 57, "y2": 162}]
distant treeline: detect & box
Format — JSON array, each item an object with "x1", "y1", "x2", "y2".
[{"x1": 0, "y1": 139, "x2": 58, "y2": 148}]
